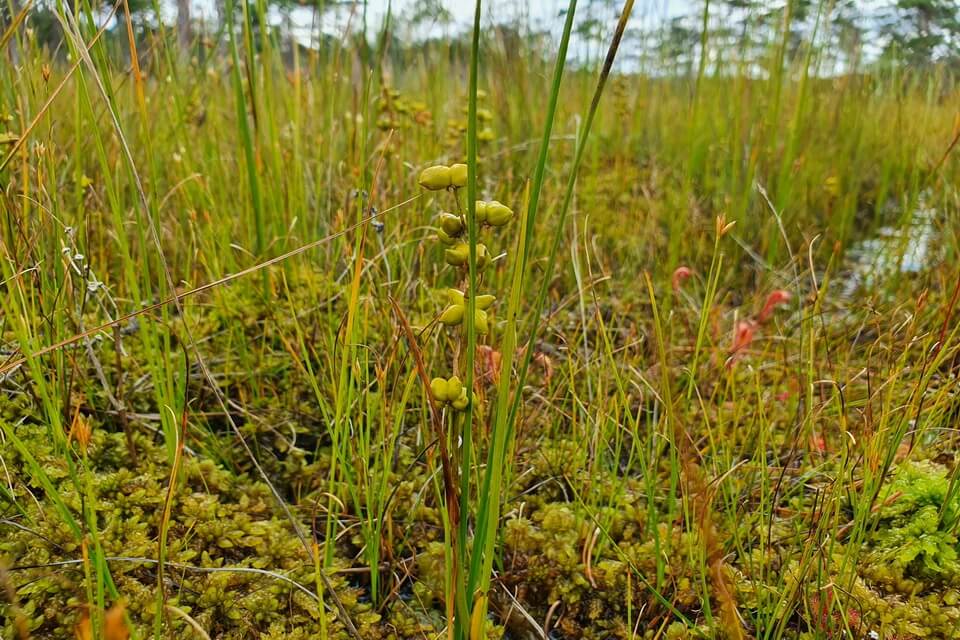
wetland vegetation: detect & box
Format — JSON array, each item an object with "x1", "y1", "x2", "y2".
[{"x1": 1, "y1": 0, "x2": 960, "y2": 637}]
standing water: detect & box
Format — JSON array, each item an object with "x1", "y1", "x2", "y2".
[{"x1": 841, "y1": 199, "x2": 939, "y2": 298}]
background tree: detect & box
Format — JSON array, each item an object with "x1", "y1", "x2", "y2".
[
  {"x1": 177, "y1": 0, "x2": 190, "y2": 49},
  {"x1": 880, "y1": 0, "x2": 960, "y2": 66}
]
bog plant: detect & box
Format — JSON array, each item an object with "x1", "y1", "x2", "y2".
[
  {"x1": 418, "y1": 161, "x2": 514, "y2": 409},
  {"x1": 415, "y1": 159, "x2": 518, "y2": 634},
  {"x1": 445, "y1": 91, "x2": 495, "y2": 149}
]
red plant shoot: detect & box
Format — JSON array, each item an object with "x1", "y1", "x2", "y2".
[
  {"x1": 758, "y1": 289, "x2": 792, "y2": 324},
  {"x1": 672, "y1": 266, "x2": 693, "y2": 292}
]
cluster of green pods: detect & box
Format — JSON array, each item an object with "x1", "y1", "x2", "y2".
[
  {"x1": 418, "y1": 164, "x2": 468, "y2": 190},
  {"x1": 429, "y1": 375, "x2": 476, "y2": 411},
  {"x1": 416, "y1": 161, "x2": 516, "y2": 412},
  {"x1": 433, "y1": 202, "x2": 514, "y2": 270},
  {"x1": 438, "y1": 288, "x2": 496, "y2": 335}
]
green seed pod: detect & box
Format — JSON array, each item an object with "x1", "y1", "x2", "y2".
[
  {"x1": 447, "y1": 289, "x2": 465, "y2": 305},
  {"x1": 478, "y1": 128, "x2": 495, "y2": 142},
  {"x1": 475, "y1": 294, "x2": 496, "y2": 310},
  {"x1": 485, "y1": 201, "x2": 514, "y2": 226},
  {"x1": 418, "y1": 165, "x2": 452, "y2": 190},
  {"x1": 439, "y1": 304, "x2": 464, "y2": 326},
  {"x1": 445, "y1": 376, "x2": 463, "y2": 401},
  {"x1": 444, "y1": 243, "x2": 489, "y2": 268},
  {"x1": 451, "y1": 389, "x2": 470, "y2": 411},
  {"x1": 450, "y1": 163, "x2": 468, "y2": 188},
  {"x1": 476, "y1": 244, "x2": 490, "y2": 269},
  {"x1": 444, "y1": 242, "x2": 469, "y2": 266},
  {"x1": 430, "y1": 377, "x2": 447, "y2": 402},
  {"x1": 474, "y1": 201, "x2": 489, "y2": 223},
  {"x1": 436, "y1": 229, "x2": 457, "y2": 246},
  {"x1": 477, "y1": 108, "x2": 493, "y2": 122},
  {"x1": 439, "y1": 212, "x2": 464, "y2": 236},
  {"x1": 475, "y1": 309, "x2": 489, "y2": 335}
]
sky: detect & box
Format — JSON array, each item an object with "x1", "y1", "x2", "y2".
[
  {"x1": 358, "y1": 0, "x2": 697, "y2": 39},
  {"x1": 185, "y1": 0, "x2": 699, "y2": 50},
  {"x1": 174, "y1": 0, "x2": 894, "y2": 69},
  {"x1": 358, "y1": 0, "x2": 696, "y2": 26}
]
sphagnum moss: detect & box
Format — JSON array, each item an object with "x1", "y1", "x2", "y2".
[{"x1": 4, "y1": 274, "x2": 960, "y2": 639}]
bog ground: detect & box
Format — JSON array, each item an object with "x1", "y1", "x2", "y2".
[{"x1": 1, "y1": 1, "x2": 960, "y2": 638}]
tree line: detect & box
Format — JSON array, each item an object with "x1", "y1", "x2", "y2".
[{"x1": 2, "y1": 0, "x2": 958, "y2": 72}]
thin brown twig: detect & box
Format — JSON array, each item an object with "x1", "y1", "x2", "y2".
[
  {"x1": 935, "y1": 270, "x2": 960, "y2": 358},
  {"x1": 387, "y1": 296, "x2": 462, "y2": 601},
  {"x1": 927, "y1": 116, "x2": 960, "y2": 184}
]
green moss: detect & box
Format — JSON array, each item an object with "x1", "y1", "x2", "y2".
[{"x1": 863, "y1": 461, "x2": 960, "y2": 589}]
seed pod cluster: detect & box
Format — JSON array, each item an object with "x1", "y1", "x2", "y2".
[
  {"x1": 377, "y1": 85, "x2": 431, "y2": 131},
  {"x1": 438, "y1": 288, "x2": 495, "y2": 335},
  {"x1": 429, "y1": 375, "x2": 473, "y2": 411},
  {"x1": 445, "y1": 89, "x2": 494, "y2": 148},
  {"x1": 418, "y1": 163, "x2": 468, "y2": 191},
  {"x1": 444, "y1": 242, "x2": 490, "y2": 269},
  {"x1": 474, "y1": 201, "x2": 513, "y2": 227},
  {"x1": 416, "y1": 159, "x2": 516, "y2": 416},
  {"x1": 435, "y1": 202, "x2": 513, "y2": 248}
]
